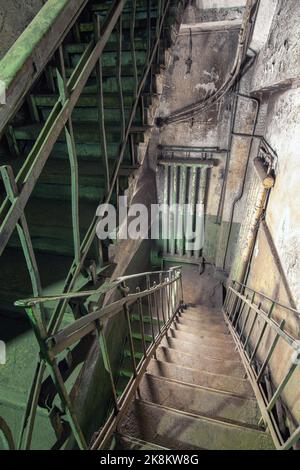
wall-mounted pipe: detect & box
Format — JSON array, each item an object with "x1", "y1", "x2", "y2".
[
  {"x1": 158, "y1": 157, "x2": 217, "y2": 167},
  {"x1": 158, "y1": 145, "x2": 226, "y2": 154},
  {"x1": 237, "y1": 158, "x2": 275, "y2": 284},
  {"x1": 222, "y1": 93, "x2": 261, "y2": 269}
]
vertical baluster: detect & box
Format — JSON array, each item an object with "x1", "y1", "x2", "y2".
[
  {"x1": 123, "y1": 301, "x2": 137, "y2": 376},
  {"x1": 243, "y1": 302, "x2": 261, "y2": 350},
  {"x1": 99, "y1": 328, "x2": 119, "y2": 412},
  {"x1": 130, "y1": 0, "x2": 138, "y2": 97},
  {"x1": 57, "y1": 45, "x2": 80, "y2": 265},
  {"x1": 156, "y1": 0, "x2": 162, "y2": 64},
  {"x1": 95, "y1": 15, "x2": 110, "y2": 193},
  {"x1": 146, "y1": 275, "x2": 155, "y2": 341},
  {"x1": 179, "y1": 271, "x2": 184, "y2": 310},
  {"x1": 153, "y1": 281, "x2": 161, "y2": 334},
  {"x1": 250, "y1": 302, "x2": 275, "y2": 366},
  {"x1": 27, "y1": 305, "x2": 87, "y2": 450},
  {"x1": 171, "y1": 271, "x2": 176, "y2": 316},
  {"x1": 223, "y1": 287, "x2": 232, "y2": 317},
  {"x1": 117, "y1": 17, "x2": 125, "y2": 142},
  {"x1": 136, "y1": 287, "x2": 147, "y2": 357},
  {"x1": 266, "y1": 356, "x2": 300, "y2": 414},
  {"x1": 159, "y1": 273, "x2": 166, "y2": 324},
  {"x1": 18, "y1": 360, "x2": 46, "y2": 450},
  {"x1": 164, "y1": 277, "x2": 170, "y2": 320},
  {"x1": 147, "y1": 0, "x2": 152, "y2": 62},
  {"x1": 256, "y1": 319, "x2": 286, "y2": 383},
  {"x1": 239, "y1": 297, "x2": 254, "y2": 339},
  {"x1": 129, "y1": 134, "x2": 136, "y2": 167}
]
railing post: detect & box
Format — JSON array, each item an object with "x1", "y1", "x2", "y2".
[
  {"x1": 99, "y1": 327, "x2": 119, "y2": 414},
  {"x1": 121, "y1": 282, "x2": 137, "y2": 376},
  {"x1": 146, "y1": 274, "x2": 155, "y2": 342},
  {"x1": 136, "y1": 287, "x2": 147, "y2": 358},
  {"x1": 250, "y1": 302, "x2": 275, "y2": 365},
  {"x1": 95, "y1": 14, "x2": 110, "y2": 193},
  {"x1": 165, "y1": 276, "x2": 171, "y2": 320},
  {"x1": 159, "y1": 272, "x2": 166, "y2": 324},
  {"x1": 256, "y1": 319, "x2": 286, "y2": 383},
  {"x1": 153, "y1": 281, "x2": 161, "y2": 335}
]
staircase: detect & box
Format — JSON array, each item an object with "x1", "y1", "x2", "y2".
[
  {"x1": 114, "y1": 303, "x2": 275, "y2": 450},
  {"x1": 0, "y1": 0, "x2": 183, "y2": 450}
]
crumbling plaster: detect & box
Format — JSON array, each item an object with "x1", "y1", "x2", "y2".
[
  {"x1": 0, "y1": 0, "x2": 44, "y2": 59},
  {"x1": 252, "y1": 0, "x2": 300, "y2": 93},
  {"x1": 231, "y1": 0, "x2": 300, "y2": 311},
  {"x1": 264, "y1": 89, "x2": 300, "y2": 309}
]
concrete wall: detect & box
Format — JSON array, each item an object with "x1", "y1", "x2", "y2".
[
  {"x1": 232, "y1": 0, "x2": 300, "y2": 310},
  {"x1": 196, "y1": 0, "x2": 246, "y2": 8},
  {"x1": 157, "y1": 11, "x2": 241, "y2": 264},
  {"x1": 0, "y1": 0, "x2": 44, "y2": 59},
  {"x1": 228, "y1": 0, "x2": 300, "y2": 433},
  {"x1": 252, "y1": 0, "x2": 300, "y2": 93},
  {"x1": 184, "y1": 1, "x2": 245, "y2": 23}
]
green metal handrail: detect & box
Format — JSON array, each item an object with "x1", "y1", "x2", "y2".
[
  {"x1": 16, "y1": 266, "x2": 183, "y2": 450},
  {"x1": 0, "y1": 0, "x2": 184, "y2": 451},
  {"x1": 223, "y1": 280, "x2": 300, "y2": 450}
]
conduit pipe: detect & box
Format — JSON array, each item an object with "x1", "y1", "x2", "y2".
[
  {"x1": 237, "y1": 158, "x2": 275, "y2": 284},
  {"x1": 156, "y1": 0, "x2": 260, "y2": 126}
]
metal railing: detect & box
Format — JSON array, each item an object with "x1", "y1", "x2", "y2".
[
  {"x1": 0, "y1": 0, "x2": 181, "y2": 450},
  {"x1": 223, "y1": 280, "x2": 300, "y2": 450},
  {"x1": 15, "y1": 266, "x2": 183, "y2": 450}
]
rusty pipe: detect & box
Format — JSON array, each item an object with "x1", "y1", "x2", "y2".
[{"x1": 237, "y1": 162, "x2": 275, "y2": 284}]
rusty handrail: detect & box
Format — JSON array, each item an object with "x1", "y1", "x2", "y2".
[
  {"x1": 223, "y1": 280, "x2": 300, "y2": 450},
  {"x1": 18, "y1": 267, "x2": 183, "y2": 450}
]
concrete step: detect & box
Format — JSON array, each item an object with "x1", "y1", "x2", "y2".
[
  {"x1": 175, "y1": 316, "x2": 228, "y2": 334},
  {"x1": 115, "y1": 434, "x2": 168, "y2": 450},
  {"x1": 161, "y1": 336, "x2": 237, "y2": 361},
  {"x1": 155, "y1": 346, "x2": 245, "y2": 378},
  {"x1": 181, "y1": 310, "x2": 224, "y2": 324},
  {"x1": 117, "y1": 399, "x2": 275, "y2": 450},
  {"x1": 147, "y1": 359, "x2": 254, "y2": 398},
  {"x1": 168, "y1": 326, "x2": 235, "y2": 348},
  {"x1": 139, "y1": 373, "x2": 261, "y2": 427},
  {"x1": 185, "y1": 305, "x2": 222, "y2": 317},
  {"x1": 171, "y1": 321, "x2": 232, "y2": 340}
]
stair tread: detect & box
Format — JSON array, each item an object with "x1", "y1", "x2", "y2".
[
  {"x1": 161, "y1": 336, "x2": 237, "y2": 360},
  {"x1": 118, "y1": 399, "x2": 275, "y2": 450},
  {"x1": 115, "y1": 433, "x2": 168, "y2": 450},
  {"x1": 176, "y1": 317, "x2": 228, "y2": 333},
  {"x1": 169, "y1": 325, "x2": 234, "y2": 346},
  {"x1": 147, "y1": 359, "x2": 254, "y2": 398},
  {"x1": 139, "y1": 373, "x2": 261, "y2": 428},
  {"x1": 172, "y1": 321, "x2": 232, "y2": 338},
  {"x1": 181, "y1": 311, "x2": 224, "y2": 324},
  {"x1": 156, "y1": 346, "x2": 244, "y2": 378}
]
